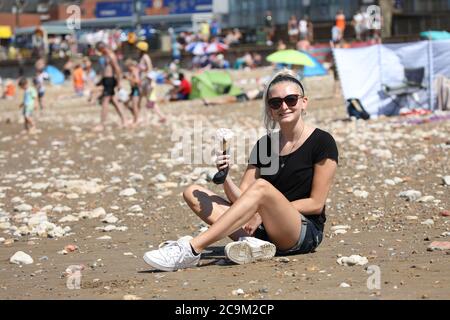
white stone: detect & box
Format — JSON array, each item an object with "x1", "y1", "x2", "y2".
[
  {"x1": 97, "y1": 235, "x2": 112, "y2": 240},
  {"x1": 417, "y1": 195, "x2": 435, "y2": 203},
  {"x1": 59, "y1": 215, "x2": 79, "y2": 223},
  {"x1": 119, "y1": 188, "x2": 137, "y2": 197},
  {"x1": 103, "y1": 225, "x2": 117, "y2": 232},
  {"x1": 14, "y1": 204, "x2": 32, "y2": 212},
  {"x1": 421, "y1": 219, "x2": 434, "y2": 226},
  {"x1": 10, "y1": 251, "x2": 33, "y2": 265},
  {"x1": 129, "y1": 173, "x2": 144, "y2": 182},
  {"x1": 411, "y1": 154, "x2": 426, "y2": 162},
  {"x1": 11, "y1": 197, "x2": 23, "y2": 204},
  {"x1": 128, "y1": 205, "x2": 142, "y2": 213},
  {"x1": 339, "y1": 282, "x2": 351, "y2": 288},
  {"x1": 384, "y1": 179, "x2": 396, "y2": 186},
  {"x1": 398, "y1": 190, "x2": 422, "y2": 201},
  {"x1": 443, "y1": 176, "x2": 450, "y2": 186},
  {"x1": 66, "y1": 193, "x2": 79, "y2": 199},
  {"x1": 90, "y1": 207, "x2": 107, "y2": 218},
  {"x1": 31, "y1": 183, "x2": 50, "y2": 191},
  {"x1": 102, "y1": 214, "x2": 119, "y2": 224},
  {"x1": 353, "y1": 190, "x2": 369, "y2": 199},
  {"x1": 232, "y1": 288, "x2": 245, "y2": 296},
  {"x1": 153, "y1": 173, "x2": 167, "y2": 183},
  {"x1": 123, "y1": 294, "x2": 142, "y2": 300},
  {"x1": 337, "y1": 255, "x2": 368, "y2": 266}
]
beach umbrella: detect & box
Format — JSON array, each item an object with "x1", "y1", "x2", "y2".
[
  {"x1": 205, "y1": 42, "x2": 228, "y2": 54},
  {"x1": 185, "y1": 41, "x2": 207, "y2": 56},
  {"x1": 266, "y1": 49, "x2": 315, "y2": 67}
]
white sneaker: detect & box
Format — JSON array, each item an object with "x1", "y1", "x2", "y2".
[
  {"x1": 157, "y1": 235, "x2": 193, "y2": 248},
  {"x1": 225, "y1": 237, "x2": 276, "y2": 265},
  {"x1": 143, "y1": 236, "x2": 200, "y2": 272}
]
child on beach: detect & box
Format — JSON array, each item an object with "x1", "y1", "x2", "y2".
[
  {"x1": 33, "y1": 67, "x2": 49, "y2": 111},
  {"x1": 18, "y1": 78, "x2": 37, "y2": 133},
  {"x1": 124, "y1": 59, "x2": 141, "y2": 126},
  {"x1": 72, "y1": 63, "x2": 85, "y2": 97}
]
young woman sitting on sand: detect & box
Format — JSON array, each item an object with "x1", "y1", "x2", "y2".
[{"x1": 143, "y1": 70, "x2": 339, "y2": 271}]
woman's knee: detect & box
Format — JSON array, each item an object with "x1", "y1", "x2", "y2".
[
  {"x1": 182, "y1": 184, "x2": 202, "y2": 208},
  {"x1": 249, "y1": 178, "x2": 271, "y2": 194}
]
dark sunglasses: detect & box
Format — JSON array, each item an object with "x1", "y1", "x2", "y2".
[{"x1": 268, "y1": 94, "x2": 303, "y2": 110}]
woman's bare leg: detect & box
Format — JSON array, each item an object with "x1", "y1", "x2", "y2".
[
  {"x1": 183, "y1": 184, "x2": 249, "y2": 241},
  {"x1": 190, "y1": 179, "x2": 302, "y2": 252},
  {"x1": 110, "y1": 96, "x2": 127, "y2": 128}
]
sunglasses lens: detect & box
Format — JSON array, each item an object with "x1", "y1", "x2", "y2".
[
  {"x1": 285, "y1": 95, "x2": 299, "y2": 106},
  {"x1": 268, "y1": 98, "x2": 282, "y2": 109}
]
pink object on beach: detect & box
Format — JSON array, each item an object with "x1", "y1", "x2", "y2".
[
  {"x1": 427, "y1": 241, "x2": 450, "y2": 251},
  {"x1": 440, "y1": 210, "x2": 450, "y2": 217}
]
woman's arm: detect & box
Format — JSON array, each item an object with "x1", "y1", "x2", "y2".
[
  {"x1": 223, "y1": 164, "x2": 259, "y2": 203},
  {"x1": 291, "y1": 158, "x2": 337, "y2": 215}
]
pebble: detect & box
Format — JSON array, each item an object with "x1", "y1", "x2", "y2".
[
  {"x1": 421, "y1": 219, "x2": 434, "y2": 226},
  {"x1": 339, "y1": 282, "x2": 351, "y2": 288},
  {"x1": 411, "y1": 154, "x2": 426, "y2": 162},
  {"x1": 123, "y1": 294, "x2": 142, "y2": 300},
  {"x1": 337, "y1": 255, "x2": 368, "y2": 266},
  {"x1": 129, "y1": 205, "x2": 143, "y2": 213},
  {"x1": 440, "y1": 210, "x2": 450, "y2": 217},
  {"x1": 417, "y1": 196, "x2": 435, "y2": 203},
  {"x1": 277, "y1": 257, "x2": 290, "y2": 263},
  {"x1": 443, "y1": 176, "x2": 450, "y2": 186},
  {"x1": 353, "y1": 190, "x2": 369, "y2": 199},
  {"x1": 398, "y1": 190, "x2": 422, "y2": 201},
  {"x1": 119, "y1": 188, "x2": 137, "y2": 197},
  {"x1": 96, "y1": 235, "x2": 112, "y2": 240},
  {"x1": 330, "y1": 225, "x2": 351, "y2": 235},
  {"x1": 232, "y1": 288, "x2": 245, "y2": 296},
  {"x1": 102, "y1": 214, "x2": 119, "y2": 224},
  {"x1": 59, "y1": 214, "x2": 79, "y2": 223},
  {"x1": 14, "y1": 203, "x2": 33, "y2": 212},
  {"x1": 10, "y1": 251, "x2": 34, "y2": 265}
]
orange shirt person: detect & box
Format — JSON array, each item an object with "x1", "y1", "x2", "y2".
[
  {"x1": 73, "y1": 64, "x2": 85, "y2": 96},
  {"x1": 335, "y1": 10, "x2": 346, "y2": 33}
]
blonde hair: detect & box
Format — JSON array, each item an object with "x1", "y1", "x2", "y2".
[{"x1": 262, "y1": 69, "x2": 306, "y2": 134}]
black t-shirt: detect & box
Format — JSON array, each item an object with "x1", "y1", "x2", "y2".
[{"x1": 249, "y1": 128, "x2": 339, "y2": 231}]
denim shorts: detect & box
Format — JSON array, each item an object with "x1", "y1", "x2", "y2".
[{"x1": 253, "y1": 214, "x2": 323, "y2": 255}]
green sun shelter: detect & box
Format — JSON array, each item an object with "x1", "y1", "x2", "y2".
[{"x1": 189, "y1": 70, "x2": 242, "y2": 100}]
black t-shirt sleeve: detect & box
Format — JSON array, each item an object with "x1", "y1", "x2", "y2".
[
  {"x1": 248, "y1": 135, "x2": 272, "y2": 168},
  {"x1": 313, "y1": 130, "x2": 339, "y2": 164}
]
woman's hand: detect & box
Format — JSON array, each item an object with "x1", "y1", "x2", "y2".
[
  {"x1": 215, "y1": 154, "x2": 231, "y2": 171},
  {"x1": 243, "y1": 213, "x2": 262, "y2": 235}
]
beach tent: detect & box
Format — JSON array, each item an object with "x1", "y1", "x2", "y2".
[
  {"x1": 333, "y1": 39, "x2": 450, "y2": 117},
  {"x1": 45, "y1": 65, "x2": 65, "y2": 85},
  {"x1": 302, "y1": 51, "x2": 327, "y2": 77},
  {"x1": 189, "y1": 70, "x2": 242, "y2": 100}
]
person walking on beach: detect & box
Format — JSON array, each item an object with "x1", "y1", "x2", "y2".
[
  {"x1": 143, "y1": 70, "x2": 339, "y2": 271},
  {"x1": 136, "y1": 41, "x2": 166, "y2": 124},
  {"x1": 124, "y1": 59, "x2": 141, "y2": 126},
  {"x1": 33, "y1": 59, "x2": 48, "y2": 112},
  {"x1": 93, "y1": 42, "x2": 127, "y2": 132}
]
